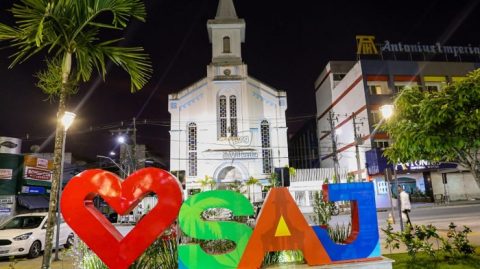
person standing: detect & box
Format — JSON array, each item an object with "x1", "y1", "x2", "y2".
[{"x1": 398, "y1": 185, "x2": 412, "y2": 227}]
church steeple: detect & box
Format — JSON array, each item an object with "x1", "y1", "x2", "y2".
[
  {"x1": 215, "y1": 0, "x2": 238, "y2": 19},
  {"x1": 207, "y1": 0, "x2": 245, "y2": 65}
]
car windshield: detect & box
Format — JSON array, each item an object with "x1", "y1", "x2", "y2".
[{"x1": 0, "y1": 216, "x2": 44, "y2": 230}]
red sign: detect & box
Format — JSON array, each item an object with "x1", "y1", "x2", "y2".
[{"x1": 24, "y1": 167, "x2": 52, "y2": 181}]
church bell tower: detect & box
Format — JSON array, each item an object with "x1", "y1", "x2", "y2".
[{"x1": 207, "y1": 0, "x2": 245, "y2": 66}]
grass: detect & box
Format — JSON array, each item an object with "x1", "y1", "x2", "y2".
[{"x1": 384, "y1": 246, "x2": 480, "y2": 269}]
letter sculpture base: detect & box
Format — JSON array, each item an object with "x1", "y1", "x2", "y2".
[{"x1": 266, "y1": 256, "x2": 393, "y2": 269}]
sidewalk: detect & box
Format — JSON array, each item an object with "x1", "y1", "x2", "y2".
[
  {"x1": 0, "y1": 254, "x2": 75, "y2": 269},
  {"x1": 378, "y1": 198, "x2": 480, "y2": 211}
]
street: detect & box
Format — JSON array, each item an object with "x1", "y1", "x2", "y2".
[{"x1": 1, "y1": 203, "x2": 479, "y2": 268}]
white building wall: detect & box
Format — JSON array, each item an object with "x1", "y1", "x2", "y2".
[
  {"x1": 431, "y1": 172, "x2": 480, "y2": 201},
  {"x1": 317, "y1": 62, "x2": 371, "y2": 179}
]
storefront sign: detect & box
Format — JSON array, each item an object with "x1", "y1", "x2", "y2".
[
  {"x1": 21, "y1": 186, "x2": 46, "y2": 194},
  {"x1": 24, "y1": 167, "x2": 53, "y2": 181},
  {"x1": 61, "y1": 168, "x2": 380, "y2": 269},
  {"x1": 0, "y1": 137, "x2": 21, "y2": 154},
  {"x1": 222, "y1": 151, "x2": 258, "y2": 159},
  {"x1": 0, "y1": 208, "x2": 11, "y2": 215},
  {"x1": 36, "y1": 158, "x2": 49, "y2": 169},
  {"x1": 0, "y1": 169, "x2": 13, "y2": 180},
  {"x1": 356, "y1": 35, "x2": 480, "y2": 57}
]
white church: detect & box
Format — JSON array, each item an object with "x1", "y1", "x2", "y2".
[{"x1": 168, "y1": 0, "x2": 289, "y2": 198}]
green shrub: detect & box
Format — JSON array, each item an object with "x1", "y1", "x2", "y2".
[{"x1": 382, "y1": 222, "x2": 475, "y2": 264}]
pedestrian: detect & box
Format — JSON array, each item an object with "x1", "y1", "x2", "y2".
[{"x1": 398, "y1": 185, "x2": 412, "y2": 227}]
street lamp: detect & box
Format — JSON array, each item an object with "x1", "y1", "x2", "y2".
[
  {"x1": 54, "y1": 111, "x2": 76, "y2": 261},
  {"x1": 377, "y1": 104, "x2": 405, "y2": 231},
  {"x1": 117, "y1": 136, "x2": 135, "y2": 175}
]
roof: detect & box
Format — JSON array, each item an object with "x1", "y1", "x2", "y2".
[{"x1": 215, "y1": 0, "x2": 238, "y2": 19}]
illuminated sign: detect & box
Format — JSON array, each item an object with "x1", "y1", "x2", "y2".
[
  {"x1": 62, "y1": 168, "x2": 381, "y2": 269},
  {"x1": 24, "y1": 167, "x2": 53, "y2": 181},
  {"x1": 0, "y1": 169, "x2": 13, "y2": 180},
  {"x1": 356, "y1": 35, "x2": 379, "y2": 55},
  {"x1": 356, "y1": 35, "x2": 480, "y2": 57}
]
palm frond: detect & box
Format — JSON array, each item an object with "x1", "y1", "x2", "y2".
[
  {"x1": 0, "y1": 23, "x2": 21, "y2": 40},
  {"x1": 96, "y1": 44, "x2": 152, "y2": 92}
]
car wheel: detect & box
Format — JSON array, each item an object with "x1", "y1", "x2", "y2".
[
  {"x1": 64, "y1": 234, "x2": 74, "y2": 249},
  {"x1": 28, "y1": 240, "x2": 42, "y2": 258}
]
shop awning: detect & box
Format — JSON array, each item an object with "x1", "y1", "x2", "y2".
[{"x1": 17, "y1": 195, "x2": 49, "y2": 210}]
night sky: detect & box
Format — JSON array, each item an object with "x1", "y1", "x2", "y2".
[{"x1": 0, "y1": 0, "x2": 479, "y2": 165}]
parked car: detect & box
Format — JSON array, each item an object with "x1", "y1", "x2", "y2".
[{"x1": 0, "y1": 213, "x2": 74, "y2": 258}]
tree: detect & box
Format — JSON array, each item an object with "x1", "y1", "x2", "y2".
[
  {"x1": 382, "y1": 69, "x2": 480, "y2": 190},
  {"x1": 0, "y1": 1, "x2": 152, "y2": 267},
  {"x1": 245, "y1": 176, "x2": 261, "y2": 202},
  {"x1": 198, "y1": 175, "x2": 216, "y2": 191}
]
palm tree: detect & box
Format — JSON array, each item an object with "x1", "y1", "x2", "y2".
[
  {"x1": 0, "y1": 1, "x2": 152, "y2": 267},
  {"x1": 245, "y1": 176, "x2": 261, "y2": 202},
  {"x1": 198, "y1": 175, "x2": 216, "y2": 191}
]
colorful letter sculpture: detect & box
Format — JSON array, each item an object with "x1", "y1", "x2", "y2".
[
  {"x1": 61, "y1": 168, "x2": 381, "y2": 269},
  {"x1": 178, "y1": 191, "x2": 254, "y2": 269},
  {"x1": 237, "y1": 187, "x2": 331, "y2": 267},
  {"x1": 313, "y1": 183, "x2": 381, "y2": 261},
  {"x1": 61, "y1": 168, "x2": 183, "y2": 269}
]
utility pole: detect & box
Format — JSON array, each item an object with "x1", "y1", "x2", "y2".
[
  {"x1": 352, "y1": 113, "x2": 363, "y2": 182},
  {"x1": 327, "y1": 111, "x2": 340, "y2": 181},
  {"x1": 132, "y1": 117, "x2": 137, "y2": 170},
  {"x1": 110, "y1": 125, "x2": 136, "y2": 176}
]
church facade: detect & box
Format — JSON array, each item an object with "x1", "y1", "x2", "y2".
[{"x1": 168, "y1": 0, "x2": 288, "y2": 197}]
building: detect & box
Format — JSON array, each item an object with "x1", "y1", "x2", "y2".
[
  {"x1": 315, "y1": 59, "x2": 480, "y2": 207},
  {"x1": 168, "y1": 0, "x2": 288, "y2": 198},
  {"x1": 288, "y1": 118, "x2": 320, "y2": 169}
]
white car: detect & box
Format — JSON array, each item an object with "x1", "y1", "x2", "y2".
[{"x1": 0, "y1": 213, "x2": 74, "y2": 258}]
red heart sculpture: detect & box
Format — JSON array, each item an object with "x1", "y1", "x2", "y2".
[{"x1": 61, "y1": 168, "x2": 183, "y2": 269}]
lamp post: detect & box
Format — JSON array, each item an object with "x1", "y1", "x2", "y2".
[
  {"x1": 54, "y1": 111, "x2": 76, "y2": 261},
  {"x1": 377, "y1": 104, "x2": 404, "y2": 231},
  {"x1": 117, "y1": 135, "x2": 135, "y2": 176}
]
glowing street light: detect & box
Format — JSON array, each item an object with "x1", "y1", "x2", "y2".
[
  {"x1": 380, "y1": 104, "x2": 394, "y2": 120},
  {"x1": 61, "y1": 112, "x2": 76, "y2": 130},
  {"x1": 55, "y1": 111, "x2": 76, "y2": 261},
  {"x1": 117, "y1": 136, "x2": 126, "y2": 144}
]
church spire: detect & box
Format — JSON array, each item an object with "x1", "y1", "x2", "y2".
[
  {"x1": 215, "y1": 0, "x2": 238, "y2": 19},
  {"x1": 207, "y1": 0, "x2": 245, "y2": 65}
]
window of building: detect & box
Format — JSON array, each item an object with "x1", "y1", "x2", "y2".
[
  {"x1": 333, "y1": 73, "x2": 346, "y2": 81},
  {"x1": 372, "y1": 139, "x2": 389, "y2": 149},
  {"x1": 371, "y1": 110, "x2": 382, "y2": 125},
  {"x1": 424, "y1": 82, "x2": 444, "y2": 92},
  {"x1": 223, "y1": 36, "x2": 231, "y2": 53},
  {"x1": 261, "y1": 120, "x2": 272, "y2": 174},
  {"x1": 368, "y1": 81, "x2": 391, "y2": 95},
  {"x1": 229, "y1": 96, "x2": 238, "y2": 137},
  {"x1": 394, "y1": 82, "x2": 417, "y2": 92},
  {"x1": 188, "y1": 123, "x2": 197, "y2": 177},
  {"x1": 219, "y1": 95, "x2": 227, "y2": 138}
]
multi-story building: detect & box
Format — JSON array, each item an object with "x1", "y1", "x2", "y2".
[
  {"x1": 168, "y1": 0, "x2": 288, "y2": 198},
  {"x1": 315, "y1": 59, "x2": 480, "y2": 207},
  {"x1": 288, "y1": 118, "x2": 320, "y2": 169}
]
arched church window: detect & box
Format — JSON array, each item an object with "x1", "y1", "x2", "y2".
[
  {"x1": 219, "y1": 95, "x2": 227, "y2": 138},
  {"x1": 223, "y1": 36, "x2": 231, "y2": 53},
  {"x1": 229, "y1": 95, "x2": 237, "y2": 137},
  {"x1": 188, "y1": 122, "x2": 197, "y2": 177},
  {"x1": 261, "y1": 120, "x2": 272, "y2": 173}
]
